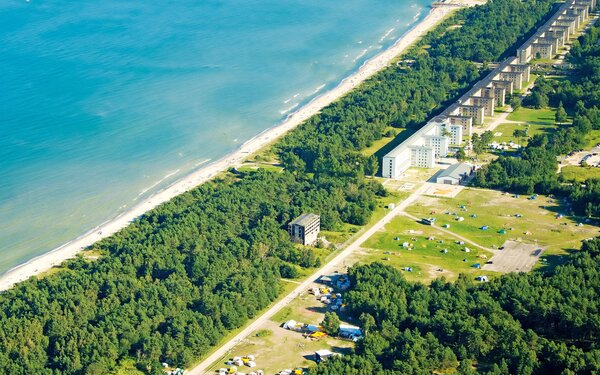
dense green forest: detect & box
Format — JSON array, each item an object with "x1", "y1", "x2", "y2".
[
  {"x1": 314, "y1": 237, "x2": 600, "y2": 375},
  {"x1": 0, "y1": 0, "x2": 560, "y2": 373},
  {"x1": 475, "y1": 24, "x2": 600, "y2": 217}
]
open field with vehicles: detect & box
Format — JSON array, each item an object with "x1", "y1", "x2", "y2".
[
  {"x1": 404, "y1": 188, "x2": 599, "y2": 261},
  {"x1": 204, "y1": 275, "x2": 358, "y2": 374},
  {"x1": 356, "y1": 214, "x2": 495, "y2": 282},
  {"x1": 204, "y1": 320, "x2": 353, "y2": 375}
]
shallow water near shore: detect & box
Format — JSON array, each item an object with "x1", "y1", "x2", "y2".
[{"x1": 0, "y1": 0, "x2": 431, "y2": 274}]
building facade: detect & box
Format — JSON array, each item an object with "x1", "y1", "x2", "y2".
[{"x1": 289, "y1": 213, "x2": 321, "y2": 246}]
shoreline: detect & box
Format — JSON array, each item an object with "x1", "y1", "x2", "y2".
[{"x1": 0, "y1": 4, "x2": 457, "y2": 292}]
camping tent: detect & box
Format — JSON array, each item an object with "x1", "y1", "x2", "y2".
[{"x1": 283, "y1": 320, "x2": 297, "y2": 330}]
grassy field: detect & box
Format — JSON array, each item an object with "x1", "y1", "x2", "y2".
[
  {"x1": 493, "y1": 122, "x2": 558, "y2": 145},
  {"x1": 404, "y1": 188, "x2": 599, "y2": 258},
  {"x1": 320, "y1": 190, "x2": 410, "y2": 246},
  {"x1": 205, "y1": 319, "x2": 353, "y2": 375},
  {"x1": 561, "y1": 165, "x2": 600, "y2": 182},
  {"x1": 585, "y1": 129, "x2": 600, "y2": 148},
  {"x1": 506, "y1": 107, "x2": 557, "y2": 124},
  {"x1": 361, "y1": 127, "x2": 406, "y2": 157},
  {"x1": 236, "y1": 163, "x2": 284, "y2": 173},
  {"x1": 356, "y1": 214, "x2": 496, "y2": 282}
]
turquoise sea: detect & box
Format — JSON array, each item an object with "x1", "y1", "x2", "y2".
[{"x1": 0, "y1": 0, "x2": 431, "y2": 274}]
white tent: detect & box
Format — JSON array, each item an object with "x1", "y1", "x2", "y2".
[{"x1": 283, "y1": 320, "x2": 297, "y2": 330}]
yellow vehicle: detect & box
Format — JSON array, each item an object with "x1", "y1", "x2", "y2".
[
  {"x1": 309, "y1": 331, "x2": 327, "y2": 339},
  {"x1": 294, "y1": 368, "x2": 304, "y2": 375}
]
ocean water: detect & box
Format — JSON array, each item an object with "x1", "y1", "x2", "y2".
[{"x1": 0, "y1": 0, "x2": 431, "y2": 274}]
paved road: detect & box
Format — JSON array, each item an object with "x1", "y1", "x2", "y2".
[{"x1": 187, "y1": 182, "x2": 431, "y2": 374}]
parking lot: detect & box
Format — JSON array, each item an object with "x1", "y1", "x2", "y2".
[
  {"x1": 561, "y1": 144, "x2": 600, "y2": 167},
  {"x1": 482, "y1": 240, "x2": 545, "y2": 273}
]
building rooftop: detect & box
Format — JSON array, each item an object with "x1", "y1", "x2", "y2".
[
  {"x1": 438, "y1": 163, "x2": 474, "y2": 180},
  {"x1": 290, "y1": 213, "x2": 319, "y2": 227}
]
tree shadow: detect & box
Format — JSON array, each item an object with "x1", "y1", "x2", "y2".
[
  {"x1": 306, "y1": 305, "x2": 329, "y2": 314},
  {"x1": 537, "y1": 248, "x2": 578, "y2": 273},
  {"x1": 331, "y1": 346, "x2": 354, "y2": 355}
]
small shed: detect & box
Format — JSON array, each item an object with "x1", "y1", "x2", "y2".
[{"x1": 436, "y1": 163, "x2": 475, "y2": 185}]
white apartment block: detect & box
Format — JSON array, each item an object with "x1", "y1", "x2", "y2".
[
  {"x1": 382, "y1": 119, "x2": 458, "y2": 178},
  {"x1": 382, "y1": 0, "x2": 594, "y2": 179},
  {"x1": 410, "y1": 146, "x2": 436, "y2": 168},
  {"x1": 424, "y1": 135, "x2": 449, "y2": 157},
  {"x1": 449, "y1": 116, "x2": 473, "y2": 137}
]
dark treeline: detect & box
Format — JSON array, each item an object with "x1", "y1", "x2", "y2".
[
  {"x1": 475, "y1": 23, "x2": 600, "y2": 217},
  {"x1": 0, "y1": 0, "x2": 560, "y2": 373},
  {"x1": 315, "y1": 237, "x2": 600, "y2": 375}
]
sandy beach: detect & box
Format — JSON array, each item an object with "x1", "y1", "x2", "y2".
[{"x1": 0, "y1": 4, "x2": 459, "y2": 292}]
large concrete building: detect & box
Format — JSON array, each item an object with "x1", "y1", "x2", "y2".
[
  {"x1": 382, "y1": 120, "x2": 462, "y2": 178},
  {"x1": 517, "y1": 0, "x2": 595, "y2": 64},
  {"x1": 449, "y1": 115, "x2": 473, "y2": 137},
  {"x1": 289, "y1": 213, "x2": 320, "y2": 246},
  {"x1": 381, "y1": 0, "x2": 593, "y2": 179}
]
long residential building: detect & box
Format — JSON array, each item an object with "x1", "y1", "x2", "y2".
[{"x1": 382, "y1": 0, "x2": 594, "y2": 179}]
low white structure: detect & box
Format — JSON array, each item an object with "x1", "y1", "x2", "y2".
[{"x1": 436, "y1": 163, "x2": 475, "y2": 185}]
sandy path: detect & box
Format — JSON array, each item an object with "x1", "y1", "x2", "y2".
[{"x1": 0, "y1": 5, "x2": 460, "y2": 292}]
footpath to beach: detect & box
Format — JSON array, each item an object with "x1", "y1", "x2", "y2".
[{"x1": 0, "y1": 3, "x2": 464, "y2": 292}]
